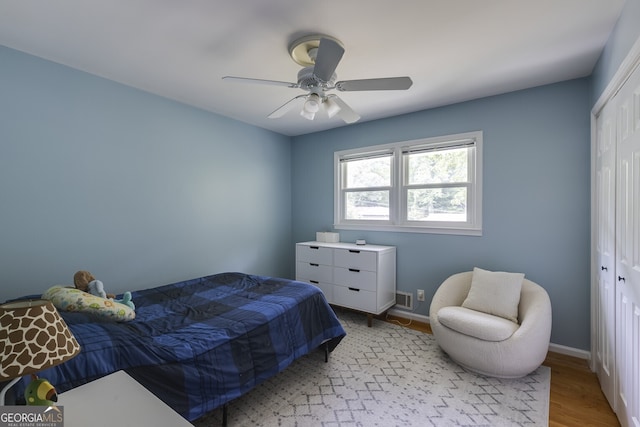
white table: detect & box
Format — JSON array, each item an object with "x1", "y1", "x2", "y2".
[{"x1": 56, "y1": 370, "x2": 193, "y2": 427}]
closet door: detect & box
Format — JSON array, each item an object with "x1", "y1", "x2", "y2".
[
  {"x1": 595, "y1": 98, "x2": 617, "y2": 408},
  {"x1": 615, "y1": 62, "x2": 640, "y2": 427}
]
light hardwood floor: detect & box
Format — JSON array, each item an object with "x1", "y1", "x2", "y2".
[{"x1": 384, "y1": 315, "x2": 619, "y2": 427}]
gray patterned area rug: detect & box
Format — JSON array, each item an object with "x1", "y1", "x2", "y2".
[{"x1": 193, "y1": 310, "x2": 550, "y2": 426}]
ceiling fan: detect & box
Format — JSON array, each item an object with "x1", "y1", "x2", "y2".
[{"x1": 222, "y1": 35, "x2": 413, "y2": 124}]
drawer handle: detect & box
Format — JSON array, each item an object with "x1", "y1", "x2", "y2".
[
  {"x1": 310, "y1": 246, "x2": 319, "y2": 249},
  {"x1": 348, "y1": 268, "x2": 360, "y2": 273},
  {"x1": 348, "y1": 250, "x2": 361, "y2": 253},
  {"x1": 310, "y1": 263, "x2": 319, "y2": 267},
  {"x1": 348, "y1": 287, "x2": 360, "y2": 292},
  {"x1": 310, "y1": 280, "x2": 319, "y2": 284}
]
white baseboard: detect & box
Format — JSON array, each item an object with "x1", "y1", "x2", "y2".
[
  {"x1": 388, "y1": 307, "x2": 591, "y2": 361},
  {"x1": 548, "y1": 343, "x2": 590, "y2": 360},
  {"x1": 387, "y1": 307, "x2": 430, "y2": 323}
]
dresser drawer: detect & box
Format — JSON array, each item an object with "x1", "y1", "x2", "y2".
[
  {"x1": 333, "y1": 248, "x2": 377, "y2": 271},
  {"x1": 296, "y1": 244, "x2": 334, "y2": 265},
  {"x1": 296, "y1": 261, "x2": 333, "y2": 283},
  {"x1": 334, "y1": 285, "x2": 376, "y2": 313},
  {"x1": 304, "y1": 281, "x2": 334, "y2": 304},
  {"x1": 333, "y1": 267, "x2": 377, "y2": 292}
]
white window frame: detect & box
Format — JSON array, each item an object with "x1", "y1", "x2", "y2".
[{"x1": 334, "y1": 131, "x2": 482, "y2": 235}]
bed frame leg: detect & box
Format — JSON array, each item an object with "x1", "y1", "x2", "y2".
[
  {"x1": 222, "y1": 403, "x2": 228, "y2": 427},
  {"x1": 324, "y1": 343, "x2": 329, "y2": 363}
]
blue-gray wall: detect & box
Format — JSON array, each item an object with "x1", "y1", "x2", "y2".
[
  {"x1": 591, "y1": 0, "x2": 640, "y2": 104},
  {"x1": 0, "y1": 45, "x2": 292, "y2": 301},
  {"x1": 291, "y1": 80, "x2": 591, "y2": 350}
]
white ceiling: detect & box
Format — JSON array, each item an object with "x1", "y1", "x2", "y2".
[{"x1": 0, "y1": 1, "x2": 625, "y2": 136}]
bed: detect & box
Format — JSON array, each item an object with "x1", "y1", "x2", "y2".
[{"x1": 14, "y1": 272, "x2": 346, "y2": 422}]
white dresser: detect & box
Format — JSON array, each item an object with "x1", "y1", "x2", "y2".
[{"x1": 296, "y1": 241, "x2": 396, "y2": 326}]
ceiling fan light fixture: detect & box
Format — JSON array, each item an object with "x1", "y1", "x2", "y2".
[
  {"x1": 303, "y1": 93, "x2": 321, "y2": 112},
  {"x1": 302, "y1": 93, "x2": 321, "y2": 117},
  {"x1": 300, "y1": 109, "x2": 316, "y2": 120},
  {"x1": 325, "y1": 96, "x2": 341, "y2": 118}
]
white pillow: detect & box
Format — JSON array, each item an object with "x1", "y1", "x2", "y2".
[{"x1": 462, "y1": 267, "x2": 524, "y2": 323}]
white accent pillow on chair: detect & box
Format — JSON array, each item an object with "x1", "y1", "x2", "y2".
[{"x1": 461, "y1": 267, "x2": 524, "y2": 323}]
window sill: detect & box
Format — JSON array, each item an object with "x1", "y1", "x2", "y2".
[{"x1": 334, "y1": 223, "x2": 482, "y2": 236}]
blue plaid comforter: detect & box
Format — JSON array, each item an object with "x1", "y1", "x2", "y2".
[{"x1": 24, "y1": 272, "x2": 346, "y2": 421}]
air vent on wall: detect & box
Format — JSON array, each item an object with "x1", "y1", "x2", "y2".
[{"x1": 395, "y1": 291, "x2": 413, "y2": 310}]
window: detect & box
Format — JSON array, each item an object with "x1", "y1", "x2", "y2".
[
  {"x1": 334, "y1": 131, "x2": 482, "y2": 235},
  {"x1": 340, "y1": 150, "x2": 393, "y2": 221}
]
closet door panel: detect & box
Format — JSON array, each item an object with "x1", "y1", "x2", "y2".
[
  {"x1": 615, "y1": 62, "x2": 640, "y2": 427},
  {"x1": 595, "y1": 99, "x2": 617, "y2": 407}
]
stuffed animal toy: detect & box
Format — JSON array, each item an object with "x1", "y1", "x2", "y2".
[
  {"x1": 73, "y1": 270, "x2": 135, "y2": 309},
  {"x1": 88, "y1": 278, "x2": 108, "y2": 298},
  {"x1": 25, "y1": 374, "x2": 57, "y2": 406},
  {"x1": 116, "y1": 291, "x2": 135, "y2": 310},
  {"x1": 74, "y1": 270, "x2": 115, "y2": 299}
]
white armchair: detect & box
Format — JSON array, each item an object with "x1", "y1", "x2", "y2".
[{"x1": 429, "y1": 270, "x2": 552, "y2": 378}]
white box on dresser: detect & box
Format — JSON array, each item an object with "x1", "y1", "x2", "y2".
[{"x1": 296, "y1": 241, "x2": 396, "y2": 326}]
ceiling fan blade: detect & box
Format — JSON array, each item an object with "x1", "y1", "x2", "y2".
[
  {"x1": 313, "y1": 38, "x2": 345, "y2": 83},
  {"x1": 222, "y1": 76, "x2": 298, "y2": 88},
  {"x1": 328, "y1": 95, "x2": 360, "y2": 124},
  {"x1": 268, "y1": 95, "x2": 307, "y2": 119},
  {"x1": 335, "y1": 76, "x2": 413, "y2": 91}
]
